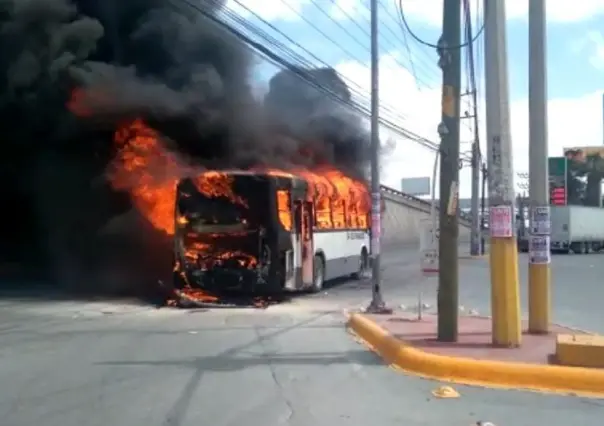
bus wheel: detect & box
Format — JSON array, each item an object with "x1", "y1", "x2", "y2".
[
  {"x1": 352, "y1": 248, "x2": 369, "y2": 280},
  {"x1": 311, "y1": 254, "x2": 325, "y2": 293}
]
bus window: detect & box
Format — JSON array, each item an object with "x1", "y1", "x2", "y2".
[
  {"x1": 332, "y1": 197, "x2": 345, "y2": 228},
  {"x1": 346, "y1": 201, "x2": 358, "y2": 228},
  {"x1": 276, "y1": 190, "x2": 292, "y2": 231},
  {"x1": 315, "y1": 196, "x2": 332, "y2": 228}
]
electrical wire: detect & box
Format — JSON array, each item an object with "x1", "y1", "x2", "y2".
[
  {"x1": 170, "y1": 0, "x2": 473, "y2": 162},
  {"x1": 376, "y1": 0, "x2": 441, "y2": 85},
  {"x1": 397, "y1": 0, "x2": 484, "y2": 50},
  {"x1": 221, "y1": 0, "x2": 464, "y2": 154}
]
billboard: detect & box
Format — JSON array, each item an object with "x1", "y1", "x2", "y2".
[{"x1": 401, "y1": 177, "x2": 431, "y2": 196}]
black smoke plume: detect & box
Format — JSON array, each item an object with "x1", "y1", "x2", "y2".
[{"x1": 0, "y1": 0, "x2": 370, "y2": 296}]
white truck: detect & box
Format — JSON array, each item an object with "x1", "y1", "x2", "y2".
[{"x1": 550, "y1": 206, "x2": 604, "y2": 254}]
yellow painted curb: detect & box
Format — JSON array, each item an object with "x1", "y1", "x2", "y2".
[{"x1": 348, "y1": 313, "x2": 604, "y2": 398}]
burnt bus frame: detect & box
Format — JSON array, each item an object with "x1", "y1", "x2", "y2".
[{"x1": 172, "y1": 172, "x2": 370, "y2": 294}]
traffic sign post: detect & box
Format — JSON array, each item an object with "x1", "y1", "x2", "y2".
[{"x1": 419, "y1": 218, "x2": 439, "y2": 320}]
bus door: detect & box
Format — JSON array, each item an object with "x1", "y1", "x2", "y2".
[{"x1": 293, "y1": 200, "x2": 314, "y2": 287}]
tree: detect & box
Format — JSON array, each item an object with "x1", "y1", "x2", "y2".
[{"x1": 565, "y1": 149, "x2": 604, "y2": 207}]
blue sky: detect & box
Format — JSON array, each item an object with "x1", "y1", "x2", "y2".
[{"x1": 225, "y1": 0, "x2": 604, "y2": 195}]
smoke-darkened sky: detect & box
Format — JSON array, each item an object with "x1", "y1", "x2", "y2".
[
  {"x1": 0, "y1": 0, "x2": 371, "y2": 293},
  {"x1": 0, "y1": 0, "x2": 369, "y2": 174}
]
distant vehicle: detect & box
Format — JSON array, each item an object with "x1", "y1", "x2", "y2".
[
  {"x1": 550, "y1": 206, "x2": 604, "y2": 254},
  {"x1": 173, "y1": 170, "x2": 370, "y2": 294},
  {"x1": 517, "y1": 205, "x2": 604, "y2": 254}
]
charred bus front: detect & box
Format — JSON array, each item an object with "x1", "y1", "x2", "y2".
[{"x1": 173, "y1": 171, "x2": 295, "y2": 293}]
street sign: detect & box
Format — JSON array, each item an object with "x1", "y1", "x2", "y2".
[{"x1": 419, "y1": 218, "x2": 439, "y2": 275}]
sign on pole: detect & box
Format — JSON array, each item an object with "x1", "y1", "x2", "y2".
[
  {"x1": 529, "y1": 235, "x2": 551, "y2": 264},
  {"x1": 489, "y1": 205, "x2": 514, "y2": 237},
  {"x1": 530, "y1": 206, "x2": 550, "y2": 235},
  {"x1": 529, "y1": 205, "x2": 551, "y2": 265}
]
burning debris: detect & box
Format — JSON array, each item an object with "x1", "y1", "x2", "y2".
[{"x1": 0, "y1": 0, "x2": 373, "y2": 305}]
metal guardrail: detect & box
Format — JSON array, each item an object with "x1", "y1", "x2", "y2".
[{"x1": 379, "y1": 184, "x2": 473, "y2": 225}]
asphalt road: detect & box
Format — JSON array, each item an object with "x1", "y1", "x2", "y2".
[{"x1": 0, "y1": 244, "x2": 603, "y2": 426}]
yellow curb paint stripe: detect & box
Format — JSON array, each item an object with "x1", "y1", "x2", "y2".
[{"x1": 347, "y1": 313, "x2": 604, "y2": 398}]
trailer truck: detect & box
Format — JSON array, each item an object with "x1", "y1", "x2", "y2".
[
  {"x1": 550, "y1": 206, "x2": 604, "y2": 254},
  {"x1": 517, "y1": 205, "x2": 604, "y2": 254}
]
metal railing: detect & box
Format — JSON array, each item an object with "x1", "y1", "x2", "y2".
[{"x1": 379, "y1": 184, "x2": 473, "y2": 225}]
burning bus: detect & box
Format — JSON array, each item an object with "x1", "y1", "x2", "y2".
[{"x1": 173, "y1": 169, "x2": 370, "y2": 294}]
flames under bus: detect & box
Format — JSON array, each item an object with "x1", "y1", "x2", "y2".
[{"x1": 173, "y1": 170, "x2": 370, "y2": 294}]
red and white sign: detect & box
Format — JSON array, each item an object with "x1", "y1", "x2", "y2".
[{"x1": 489, "y1": 205, "x2": 513, "y2": 238}]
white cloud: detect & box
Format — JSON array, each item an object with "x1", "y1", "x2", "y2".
[
  {"x1": 335, "y1": 0, "x2": 604, "y2": 26},
  {"x1": 225, "y1": 0, "x2": 310, "y2": 22},
  {"x1": 335, "y1": 53, "x2": 604, "y2": 198},
  {"x1": 329, "y1": 0, "x2": 370, "y2": 21}
]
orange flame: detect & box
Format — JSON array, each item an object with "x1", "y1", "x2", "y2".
[
  {"x1": 68, "y1": 85, "x2": 370, "y2": 237},
  {"x1": 105, "y1": 119, "x2": 370, "y2": 236}
]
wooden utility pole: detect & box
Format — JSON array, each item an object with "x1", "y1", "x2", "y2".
[{"x1": 436, "y1": 0, "x2": 462, "y2": 342}]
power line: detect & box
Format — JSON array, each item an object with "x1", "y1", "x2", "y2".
[
  {"x1": 396, "y1": 0, "x2": 484, "y2": 50},
  {"x1": 220, "y1": 0, "x2": 462, "y2": 153},
  {"x1": 173, "y1": 0, "x2": 473, "y2": 162}
]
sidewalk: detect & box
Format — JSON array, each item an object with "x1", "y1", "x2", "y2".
[{"x1": 347, "y1": 310, "x2": 604, "y2": 398}]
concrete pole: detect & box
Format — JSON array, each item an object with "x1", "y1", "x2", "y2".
[
  {"x1": 470, "y1": 142, "x2": 481, "y2": 255},
  {"x1": 484, "y1": 0, "x2": 522, "y2": 346},
  {"x1": 528, "y1": 0, "x2": 551, "y2": 333},
  {"x1": 480, "y1": 163, "x2": 487, "y2": 255},
  {"x1": 436, "y1": 0, "x2": 462, "y2": 342},
  {"x1": 365, "y1": 0, "x2": 390, "y2": 314}
]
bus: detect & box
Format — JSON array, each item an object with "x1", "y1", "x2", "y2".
[{"x1": 173, "y1": 170, "x2": 370, "y2": 294}]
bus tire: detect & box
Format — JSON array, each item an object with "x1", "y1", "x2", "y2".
[
  {"x1": 310, "y1": 254, "x2": 325, "y2": 293},
  {"x1": 352, "y1": 248, "x2": 369, "y2": 280}
]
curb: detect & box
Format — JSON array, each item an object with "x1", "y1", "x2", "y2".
[
  {"x1": 347, "y1": 313, "x2": 604, "y2": 398},
  {"x1": 458, "y1": 254, "x2": 487, "y2": 260}
]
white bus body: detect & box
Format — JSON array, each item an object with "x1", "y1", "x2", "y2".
[{"x1": 282, "y1": 198, "x2": 370, "y2": 293}]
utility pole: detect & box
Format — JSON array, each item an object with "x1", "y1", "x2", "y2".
[
  {"x1": 436, "y1": 0, "x2": 462, "y2": 342},
  {"x1": 480, "y1": 162, "x2": 487, "y2": 255},
  {"x1": 366, "y1": 0, "x2": 391, "y2": 314},
  {"x1": 462, "y1": 1, "x2": 482, "y2": 258},
  {"x1": 460, "y1": 98, "x2": 481, "y2": 257},
  {"x1": 484, "y1": 0, "x2": 521, "y2": 346},
  {"x1": 528, "y1": 0, "x2": 551, "y2": 333},
  {"x1": 470, "y1": 141, "x2": 481, "y2": 256}
]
